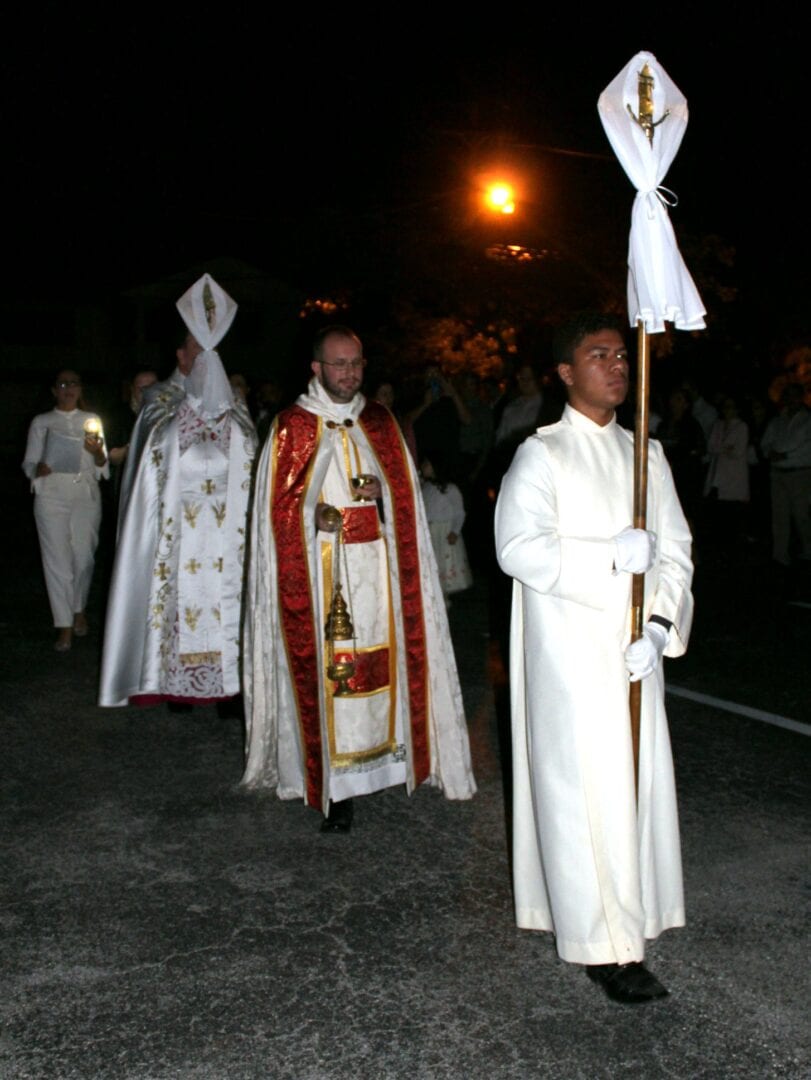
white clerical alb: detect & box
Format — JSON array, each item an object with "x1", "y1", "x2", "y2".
[{"x1": 496, "y1": 404, "x2": 694, "y2": 965}]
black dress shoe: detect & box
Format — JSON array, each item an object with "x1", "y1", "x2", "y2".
[
  {"x1": 320, "y1": 798, "x2": 354, "y2": 833},
  {"x1": 586, "y1": 962, "x2": 669, "y2": 1004},
  {"x1": 216, "y1": 695, "x2": 244, "y2": 720}
]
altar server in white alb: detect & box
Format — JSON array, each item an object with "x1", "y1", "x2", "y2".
[
  {"x1": 495, "y1": 312, "x2": 694, "y2": 1005},
  {"x1": 99, "y1": 274, "x2": 257, "y2": 709}
]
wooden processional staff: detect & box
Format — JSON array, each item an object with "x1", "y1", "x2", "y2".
[{"x1": 598, "y1": 55, "x2": 706, "y2": 795}]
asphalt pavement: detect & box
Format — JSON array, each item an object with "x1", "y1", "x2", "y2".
[{"x1": 2, "y1": 505, "x2": 809, "y2": 1080}]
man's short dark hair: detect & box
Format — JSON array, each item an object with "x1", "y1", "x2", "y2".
[
  {"x1": 553, "y1": 312, "x2": 626, "y2": 368},
  {"x1": 312, "y1": 325, "x2": 361, "y2": 363}
]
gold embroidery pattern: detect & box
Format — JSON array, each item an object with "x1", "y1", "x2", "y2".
[
  {"x1": 184, "y1": 607, "x2": 201, "y2": 632},
  {"x1": 213, "y1": 557, "x2": 224, "y2": 573},
  {"x1": 152, "y1": 508, "x2": 174, "y2": 632},
  {"x1": 183, "y1": 501, "x2": 201, "y2": 528},
  {"x1": 202, "y1": 479, "x2": 215, "y2": 494},
  {"x1": 212, "y1": 502, "x2": 227, "y2": 528},
  {"x1": 212, "y1": 606, "x2": 221, "y2": 623},
  {"x1": 184, "y1": 558, "x2": 201, "y2": 575},
  {"x1": 151, "y1": 448, "x2": 164, "y2": 468},
  {"x1": 178, "y1": 650, "x2": 222, "y2": 665}
]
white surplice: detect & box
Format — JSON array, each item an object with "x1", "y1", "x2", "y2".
[
  {"x1": 241, "y1": 378, "x2": 476, "y2": 812},
  {"x1": 495, "y1": 404, "x2": 694, "y2": 965}
]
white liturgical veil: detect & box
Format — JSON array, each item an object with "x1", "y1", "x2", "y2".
[
  {"x1": 598, "y1": 52, "x2": 706, "y2": 334},
  {"x1": 176, "y1": 273, "x2": 237, "y2": 418}
]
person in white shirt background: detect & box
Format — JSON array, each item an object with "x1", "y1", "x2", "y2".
[{"x1": 22, "y1": 369, "x2": 108, "y2": 652}]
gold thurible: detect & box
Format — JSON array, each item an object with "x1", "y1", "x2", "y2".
[
  {"x1": 627, "y1": 62, "x2": 670, "y2": 144},
  {"x1": 324, "y1": 514, "x2": 356, "y2": 695}
]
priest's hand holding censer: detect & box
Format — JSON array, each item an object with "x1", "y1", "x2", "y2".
[
  {"x1": 316, "y1": 504, "x2": 344, "y2": 532},
  {"x1": 351, "y1": 473, "x2": 382, "y2": 501}
]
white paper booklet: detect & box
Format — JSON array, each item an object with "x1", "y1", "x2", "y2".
[{"x1": 43, "y1": 429, "x2": 83, "y2": 474}]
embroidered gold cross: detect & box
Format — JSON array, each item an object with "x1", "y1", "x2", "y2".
[
  {"x1": 213, "y1": 557, "x2": 224, "y2": 572},
  {"x1": 154, "y1": 562, "x2": 169, "y2": 581},
  {"x1": 201, "y1": 479, "x2": 215, "y2": 494},
  {"x1": 185, "y1": 558, "x2": 201, "y2": 575}
]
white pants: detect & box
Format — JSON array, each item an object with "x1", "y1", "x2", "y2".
[
  {"x1": 33, "y1": 477, "x2": 102, "y2": 627},
  {"x1": 770, "y1": 467, "x2": 811, "y2": 566}
]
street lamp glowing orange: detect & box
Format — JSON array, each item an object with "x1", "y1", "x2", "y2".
[{"x1": 485, "y1": 182, "x2": 515, "y2": 214}]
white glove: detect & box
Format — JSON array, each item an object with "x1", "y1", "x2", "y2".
[
  {"x1": 613, "y1": 526, "x2": 657, "y2": 574},
  {"x1": 625, "y1": 622, "x2": 669, "y2": 682}
]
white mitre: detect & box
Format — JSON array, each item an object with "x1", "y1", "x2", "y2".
[{"x1": 177, "y1": 273, "x2": 238, "y2": 418}]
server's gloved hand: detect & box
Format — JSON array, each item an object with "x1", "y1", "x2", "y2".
[
  {"x1": 613, "y1": 526, "x2": 657, "y2": 574},
  {"x1": 625, "y1": 622, "x2": 669, "y2": 682}
]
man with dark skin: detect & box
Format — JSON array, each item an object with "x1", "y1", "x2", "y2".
[{"x1": 496, "y1": 312, "x2": 694, "y2": 1004}]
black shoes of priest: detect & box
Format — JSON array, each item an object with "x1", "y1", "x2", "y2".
[
  {"x1": 586, "y1": 962, "x2": 669, "y2": 1004},
  {"x1": 320, "y1": 799, "x2": 354, "y2": 833}
]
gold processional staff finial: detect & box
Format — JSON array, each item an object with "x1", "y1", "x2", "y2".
[
  {"x1": 627, "y1": 62, "x2": 670, "y2": 144},
  {"x1": 203, "y1": 280, "x2": 216, "y2": 331}
]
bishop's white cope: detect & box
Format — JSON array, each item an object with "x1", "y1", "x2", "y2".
[
  {"x1": 495, "y1": 404, "x2": 694, "y2": 965},
  {"x1": 99, "y1": 382, "x2": 257, "y2": 705}
]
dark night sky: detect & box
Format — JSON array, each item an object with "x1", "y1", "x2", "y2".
[{"x1": 5, "y1": 12, "x2": 809, "y2": 344}]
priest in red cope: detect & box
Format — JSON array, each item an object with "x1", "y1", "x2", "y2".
[{"x1": 241, "y1": 325, "x2": 476, "y2": 831}]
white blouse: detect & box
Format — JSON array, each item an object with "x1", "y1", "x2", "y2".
[{"x1": 22, "y1": 408, "x2": 109, "y2": 490}]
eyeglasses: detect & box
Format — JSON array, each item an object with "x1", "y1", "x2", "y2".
[
  {"x1": 56, "y1": 380, "x2": 81, "y2": 388},
  {"x1": 320, "y1": 359, "x2": 366, "y2": 372}
]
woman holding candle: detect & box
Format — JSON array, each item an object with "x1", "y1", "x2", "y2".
[{"x1": 22, "y1": 369, "x2": 109, "y2": 651}]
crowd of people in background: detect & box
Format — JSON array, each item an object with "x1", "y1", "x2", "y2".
[
  {"x1": 22, "y1": 339, "x2": 811, "y2": 654},
  {"x1": 356, "y1": 359, "x2": 811, "y2": 592}
]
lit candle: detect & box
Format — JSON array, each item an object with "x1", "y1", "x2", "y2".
[{"x1": 83, "y1": 418, "x2": 101, "y2": 437}]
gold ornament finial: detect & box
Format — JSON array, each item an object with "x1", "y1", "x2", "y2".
[
  {"x1": 203, "y1": 280, "x2": 216, "y2": 330},
  {"x1": 626, "y1": 62, "x2": 670, "y2": 145}
]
